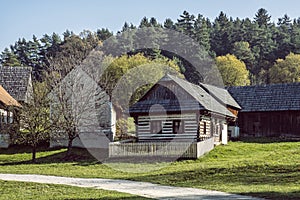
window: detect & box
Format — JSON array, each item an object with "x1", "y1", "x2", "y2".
[
  {"x1": 8, "y1": 112, "x2": 13, "y2": 124},
  {"x1": 173, "y1": 120, "x2": 184, "y2": 134},
  {"x1": 151, "y1": 121, "x2": 162, "y2": 134}
]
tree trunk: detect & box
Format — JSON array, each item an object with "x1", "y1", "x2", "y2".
[
  {"x1": 32, "y1": 145, "x2": 36, "y2": 163},
  {"x1": 66, "y1": 138, "x2": 73, "y2": 157}
]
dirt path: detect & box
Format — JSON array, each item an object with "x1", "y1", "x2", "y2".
[{"x1": 0, "y1": 173, "x2": 262, "y2": 199}]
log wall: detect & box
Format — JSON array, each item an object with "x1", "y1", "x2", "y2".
[{"x1": 238, "y1": 111, "x2": 300, "y2": 137}]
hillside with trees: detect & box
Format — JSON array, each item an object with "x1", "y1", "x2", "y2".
[{"x1": 1, "y1": 8, "x2": 300, "y2": 86}]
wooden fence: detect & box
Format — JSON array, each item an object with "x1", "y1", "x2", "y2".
[{"x1": 109, "y1": 138, "x2": 214, "y2": 159}]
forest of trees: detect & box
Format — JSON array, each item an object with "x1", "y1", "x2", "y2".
[{"x1": 1, "y1": 8, "x2": 300, "y2": 86}]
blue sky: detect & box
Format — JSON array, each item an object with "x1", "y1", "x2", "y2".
[{"x1": 1, "y1": 0, "x2": 300, "y2": 52}]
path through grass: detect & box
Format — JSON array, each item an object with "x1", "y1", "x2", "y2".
[{"x1": 0, "y1": 138, "x2": 299, "y2": 199}]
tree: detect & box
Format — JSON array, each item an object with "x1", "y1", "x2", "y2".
[
  {"x1": 274, "y1": 14, "x2": 293, "y2": 59},
  {"x1": 99, "y1": 53, "x2": 181, "y2": 108},
  {"x1": 291, "y1": 19, "x2": 300, "y2": 54},
  {"x1": 254, "y1": 8, "x2": 271, "y2": 28},
  {"x1": 216, "y1": 54, "x2": 250, "y2": 86},
  {"x1": 42, "y1": 33, "x2": 94, "y2": 156},
  {"x1": 231, "y1": 41, "x2": 255, "y2": 82},
  {"x1": 28, "y1": 35, "x2": 44, "y2": 80},
  {"x1": 149, "y1": 17, "x2": 161, "y2": 27},
  {"x1": 9, "y1": 37, "x2": 44, "y2": 80},
  {"x1": 0, "y1": 48, "x2": 21, "y2": 66},
  {"x1": 176, "y1": 10, "x2": 195, "y2": 36},
  {"x1": 139, "y1": 17, "x2": 151, "y2": 28},
  {"x1": 211, "y1": 12, "x2": 233, "y2": 56},
  {"x1": 250, "y1": 21, "x2": 277, "y2": 84},
  {"x1": 194, "y1": 14, "x2": 211, "y2": 51},
  {"x1": 46, "y1": 43, "x2": 105, "y2": 156},
  {"x1": 96, "y1": 28, "x2": 113, "y2": 41},
  {"x1": 48, "y1": 60, "x2": 110, "y2": 157},
  {"x1": 164, "y1": 18, "x2": 175, "y2": 29},
  {"x1": 269, "y1": 53, "x2": 300, "y2": 83},
  {"x1": 17, "y1": 82, "x2": 51, "y2": 163},
  {"x1": 80, "y1": 30, "x2": 99, "y2": 49},
  {"x1": 46, "y1": 34, "x2": 94, "y2": 78}
]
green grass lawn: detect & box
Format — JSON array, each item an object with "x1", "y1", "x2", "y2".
[
  {"x1": 0, "y1": 138, "x2": 299, "y2": 200},
  {"x1": 0, "y1": 180, "x2": 149, "y2": 200}
]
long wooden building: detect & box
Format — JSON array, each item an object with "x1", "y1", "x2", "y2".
[{"x1": 228, "y1": 83, "x2": 300, "y2": 137}]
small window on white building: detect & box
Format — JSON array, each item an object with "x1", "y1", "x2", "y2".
[
  {"x1": 8, "y1": 112, "x2": 13, "y2": 123},
  {"x1": 151, "y1": 121, "x2": 162, "y2": 134},
  {"x1": 173, "y1": 120, "x2": 184, "y2": 134}
]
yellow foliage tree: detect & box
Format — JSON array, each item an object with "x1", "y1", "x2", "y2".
[
  {"x1": 216, "y1": 54, "x2": 250, "y2": 86},
  {"x1": 269, "y1": 53, "x2": 300, "y2": 83},
  {"x1": 100, "y1": 53, "x2": 181, "y2": 97}
]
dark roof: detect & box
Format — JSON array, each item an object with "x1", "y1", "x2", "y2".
[
  {"x1": 200, "y1": 83, "x2": 241, "y2": 109},
  {"x1": 130, "y1": 74, "x2": 236, "y2": 118},
  {"x1": 129, "y1": 99, "x2": 204, "y2": 113},
  {"x1": 227, "y1": 83, "x2": 300, "y2": 112},
  {"x1": 0, "y1": 66, "x2": 32, "y2": 102}
]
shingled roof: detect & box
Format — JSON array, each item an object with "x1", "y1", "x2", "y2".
[
  {"x1": 129, "y1": 74, "x2": 236, "y2": 118},
  {"x1": 0, "y1": 85, "x2": 21, "y2": 107},
  {"x1": 227, "y1": 83, "x2": 300, "y2": 112},
  {"x1": 200, "y1": 83, "x2": 241, "y2": 109},
  {"x1": 0, "y1": 66, "x2": 33, "y2": 103}
]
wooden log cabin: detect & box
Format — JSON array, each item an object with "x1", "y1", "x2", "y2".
[
  {"x1": 228, "y1": 83, "x2": 300, "y2": 137},
  {"x1": 129, "y1": 74, "x2": 240, "y2": 145}
]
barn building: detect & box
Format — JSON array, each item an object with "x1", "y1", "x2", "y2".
[{"x1": 228, "y1": 83, "x2": 300, "y2": 137}]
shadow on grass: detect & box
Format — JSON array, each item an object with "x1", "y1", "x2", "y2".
[
  {"x1": 242, "y1": 191, "x2": 300, "y2": 200},
  {"x1": 237, "y1": 137, "x2": 300, "y2": 144},
  {"x1": 129, "y1": 164, "x2": 300, "y2": 200},
  {"x1": 0, "y1": 147, "x2": 103, "y2": 166},
  {"x1": 0, "y1": 143, "x2": 51, "y2": 155}
]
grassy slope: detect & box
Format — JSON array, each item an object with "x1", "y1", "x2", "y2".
[
  {"x1": 0, "y1": 139, "x2": 299, "y2": 199},
  {"x1": 0, "y1": 180, "x2": 149, "y2": 200}
]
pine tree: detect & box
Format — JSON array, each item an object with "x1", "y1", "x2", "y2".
[
  {"x1": 194, "y1": 14, "x2": 210, "y2": 51},
  {"x1": 139, "y1": 17, "x2": 151, "y2": 28},
  {"x1": 291, "y1": 19, "x2": 300, "y2": 53},
  {"x1": 0, "y1": 48, "x2": 21, "y2": 66},
  {"x1": 231, "y1": 41, "x2": 256, "y2": 83},
  {"x1": 149, "y1": 17, "x2": 161, "y2": 27},
  {"x1": 254, "y1": 8, "x2": 271, "y2": 28},
  {"x1": 274, "y1": 14, "x2": 293, "y2": 59},
  {"x1": 164, "y1": 18, "x2": 175, "y2": 29},
  {"x1": 210, "y1": 12, "x2": 233, "y2": 56},
  {"x1": 96, "y1": 28, "x2": 113, "y2": 41},
  {"x1": 176, "y1": 11, "x2": 195, "y2": 36}
]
